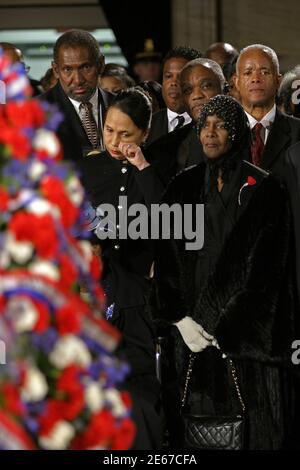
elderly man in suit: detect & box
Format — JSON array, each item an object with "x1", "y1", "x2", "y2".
[
  {"x1": 146, "y1": 46, "x2": 202, "y2": 145},
  {"x1": 234, "y1": 44, "x2": 300, "y2": 180},
  {"x1": 146, "y1": 58, "x2": 226, "y2": 184},
  {"x1": 41, "y1": 29, "x2": 113, "y2": 167}
]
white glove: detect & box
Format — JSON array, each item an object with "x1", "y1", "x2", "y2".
[{"x1": 174, "y1": 316, "x2": 214, "y2": 353}]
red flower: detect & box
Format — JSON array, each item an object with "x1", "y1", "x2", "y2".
[
  {"x1": 33, "y1": 214, "x2": 59, "y2": 259},
  {"x1": 72, "y1": 409, "x2": 116, "y2": 449},
  {"x1": 56, "y1": 302, "x2": 81, "y2": 335},
  {"x1": 1, "y1": 383, "x2": 25, "y2": 417},
  {"x1": 56, "y1": 365, "x2": 85, "y2": 420},
  {"x1": 9, "y1": 212, "x2": 36, "y2": 242},
  {"x1": 111, "y1": 418, "x2": 136, "y2": 450},
  {"x1": 40, "y1": 176, "x2": 78, "y2": 228},
  {"x1": 120, "y1": 391, "x2": 132, "y2": 410},
  {"x1": 0, "y1": 127, "x2": 31, "y2": 160},
  {"x1": 0, "y1": 186, "x2": 9, "y2": 211},
  {"x1": 247, "y1": 176, "x2": 256, "y2": 186},
  {"x1": 90, "y1": 253, "x2": 102, "y2": 281},
  {"x1": 3, "y1": 101, "x2": 45, "y2": 129},
  {"x1": 58, "y1": 254, "x2": 77, "y2": 291},
  {"x1": 38, "y1": 400, "x2": 61, "y2": 436}
]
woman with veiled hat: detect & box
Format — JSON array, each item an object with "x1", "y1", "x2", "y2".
[{"x1": 152, "y1": 95, "x2": 297, "y2": 449}]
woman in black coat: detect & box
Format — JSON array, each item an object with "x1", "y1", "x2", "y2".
[
  {"x1": 81, "y1": 89, "x2": 164, "y2": 450},
  {"x1": 152, "y1": 95, "x2": 297, "y2": 449}
]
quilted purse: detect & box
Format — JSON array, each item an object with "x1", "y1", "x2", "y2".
[{"x1": 181, "y1": 353, "x2": 246, "y2": 450}]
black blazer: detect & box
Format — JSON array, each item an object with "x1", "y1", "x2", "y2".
[
  {"x1": 284, "y1": 141, "x2": 300, "y2": 304},
  {"x1": 146, "y1": 122, "x2": 203, "y2": 186},
  {"x1": 40, "y1": 82, "x2": 113, "y2": 166},
  {"x1": 259, "y1": 109, "x2": 300, "y2": 180},
  {"x1": 147, "y1": 108, "x2": 169, "y2": 145}
]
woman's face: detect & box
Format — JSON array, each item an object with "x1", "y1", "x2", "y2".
[
  {"x1": 200, "y1": 114, "x2": 230, "y2": 159},
  {"x1": 104, "y1": 106, "x2": 148, "y2": 160},
  {"x1": 99, "y1": 75, "x2": 125, "y2": 94}
]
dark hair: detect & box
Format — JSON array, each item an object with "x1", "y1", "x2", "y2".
[
  {"x1": 136, "y1": 80, "x2": 165, "y2": 111},
  {"x1": 101, "y1": 63, "x2": 135, "y2": 88},
  {"x1": 107, "y1": 88, "x2": 152, "y2": 131},
  {"x1": 162, "y1": 46, "x2": 202, "y2": 68},
  {"x1": 53, "y1": 29, "x2": 102, "y2": 64}
]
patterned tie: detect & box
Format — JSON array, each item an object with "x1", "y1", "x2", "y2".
[
  {"x1": 80, "y1": 102, "x2": 99, "y2": 149},
  {"x1": 174, "y1": 115, "x2": 185, "y2": 130},
  {"x1": 251, "y1": 123, "x2": 265, "y2": 167}
]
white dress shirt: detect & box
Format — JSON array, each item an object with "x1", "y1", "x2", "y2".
[
  {"x1": 245, "y1": 104, "x2": 276, "y2": 144},
  {"x1": 167, "y1": 108, "x2": 192, "y2": 133},
  {"x1": 69, "y1": 88, "x2": 100, "y2": 126}
]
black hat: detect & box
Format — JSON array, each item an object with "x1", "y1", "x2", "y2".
[{"x1": 134, "y1": 39, "x2": 161, "y2": 64}]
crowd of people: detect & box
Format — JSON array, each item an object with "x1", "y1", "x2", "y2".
[{"x1": 1, "y1": 29, "x2": 300, "y2": 450}]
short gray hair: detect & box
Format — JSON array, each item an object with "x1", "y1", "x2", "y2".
[
  {"x1": 180, "y1": 58, "x2": 226, "y2": 91},
  {"x1": 236, "y1": 44, "x2": 280, "y2": 75}
]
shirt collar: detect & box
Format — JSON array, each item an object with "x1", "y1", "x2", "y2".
[
  {"x1": 245, "y1": 104, "x2": 276, "y2": 129},
  {"x1": 69, "y1": 88, "x2": 98, "y2": 113},
  {"x1": 167, "y1": 108, "x2": 191, "y2": 125}
]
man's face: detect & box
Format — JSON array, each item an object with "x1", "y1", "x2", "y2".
[
  {"x1": 180, "y1": 65, "x2": 222, "y2": 121},
  {"x1": 234, "y1": 49, "x2": 281, "y2": 111},
  {"x1": 162, "y1": 57, "x2": 188, "y2": 113},
  {"x1": 52, "y1": 45, "x2": 104, "y2": 102}
]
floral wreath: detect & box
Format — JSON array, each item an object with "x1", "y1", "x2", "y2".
[{"x1": 0, "y1": 50, "x2": 135, "y2": 450}]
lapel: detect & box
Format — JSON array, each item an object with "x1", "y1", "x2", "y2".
[
  {"x1": 261, "y1": 109, "x2": 290, "y2": 170},
  {"x1": 236, "y1": 160, "x2": 269, "y2": 219}
]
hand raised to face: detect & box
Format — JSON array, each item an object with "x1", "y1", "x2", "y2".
[{"x1": 118, "y1": 142, "x2": 150, "y2": 171}]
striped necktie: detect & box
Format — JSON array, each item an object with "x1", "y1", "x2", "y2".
[{"x1": 79, "y1": 101, "x2": 99, "y2": 149}]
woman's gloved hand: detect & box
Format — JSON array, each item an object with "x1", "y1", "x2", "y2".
[{"x1": 174, "y1": 316, "x2": 214, "y2": 352}]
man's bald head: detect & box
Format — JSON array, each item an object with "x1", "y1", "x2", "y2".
[{"x1": 205, "y1": 42, "x2": 238, "y2": 68}]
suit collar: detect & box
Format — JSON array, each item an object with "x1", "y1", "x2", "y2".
[{"x1": 261, "y1": 108, "x2": 290, "y2": 169}]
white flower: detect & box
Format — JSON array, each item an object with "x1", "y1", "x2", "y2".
[
  {"x1": 6, "y1": 233, "x2": 34, "y2": 264},
  {"x1": 27, "y1": 198, "x2": 59, "y2": 218},
  {"x1": 33, "y1": 129, "x2": 61, "y2": 158},
  {"x1": 85, "y1": 382, "x2": 104, "y2": 412},
  {"x1": 39, "y1": 421, "x2": 75, "y2": 450},
  {"x1": 29, "y1": 260, "x2": 59, "y2": 281},
  {"x1": 78, "y1": 240, "x2": 93, "y2": 263},
  {"x1": 21, "y1": 367, "x2": 48, "y2": 402},
  {"x1": 67, "y1": 176, "x2": 84, "y2": 207},
  {"x1": 49, "y1": 335, "x2": 92, "y2": 369},
  {"x1": 7, "y1": 296, "x2": 38, "y2": 333},
  {"x1": 29, "y1": 161, "x2": 47, "y2": 181},
  {"x1": 104, "y1": 389, "x2": 126, "y2": 417}
]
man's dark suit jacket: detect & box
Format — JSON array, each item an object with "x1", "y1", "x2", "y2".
[
  {"x1": 147, "y1": 108, "x2": 169, "y2": 145},
  {"x1": 146, "y1": 121, "x2": 203, "y2": 186},
  {"x1": 258, "y1": 109, "x2": 300, "y2": 180},
  {"x1": 40, "y1": 82, "x2": 113, "y2": 167},
  {"x1": 284, "y1": 142, "x2": 300, "y2": 304}
]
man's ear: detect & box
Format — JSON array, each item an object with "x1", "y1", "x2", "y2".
[
  {"x1": 52, "y1": 60, "x2": 59, "y2": 79},
  {"x1": 98, "y1": 55, "x2": 105, "y2": 75},
  {"x1": 233, "y1": 73, "x2": 239, "y2": 91}
]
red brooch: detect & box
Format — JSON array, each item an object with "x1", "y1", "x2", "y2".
[{"x1": 238, "y1": 176, "x2": 256, "y2": 206}]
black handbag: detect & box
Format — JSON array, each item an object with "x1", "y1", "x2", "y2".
[{"x1": 181, "y1": 353, "x2": 246, "y2": 450}]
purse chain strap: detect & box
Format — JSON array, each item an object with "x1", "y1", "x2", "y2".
[{"x1": 181, "y1": 353, "x2": 246, "y2": 414}]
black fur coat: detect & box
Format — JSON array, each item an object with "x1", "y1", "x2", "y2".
[{"x1": 151, "y1": 160, "x2": 297, "y2": 449}]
